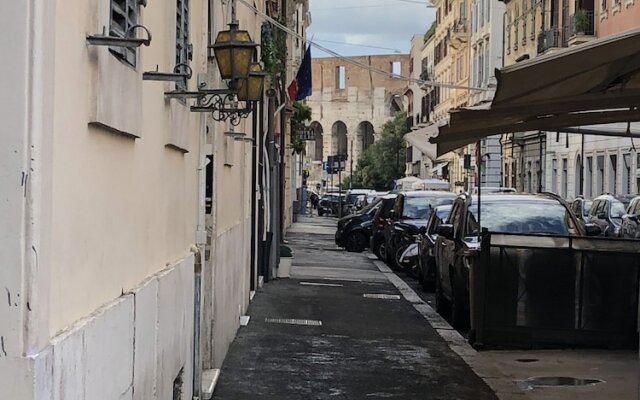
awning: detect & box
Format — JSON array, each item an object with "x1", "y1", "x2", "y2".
[
  {"x1": 429, "y1": 28, "x2": 640, "y2": 156},
  {"x1": 404, "y1": 124, "x2": 440, "y2": 160}
]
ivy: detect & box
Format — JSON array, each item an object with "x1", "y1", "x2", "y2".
[
  {"x1": 260, "y1": 20, "x2": 287, "y2": 87},
  {"x1": 290, "y1": 101, "x2": 312, "y2": 155}
]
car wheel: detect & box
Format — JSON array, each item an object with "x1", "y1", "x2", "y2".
[
  {"x1": 450, "y1": 274, "x2": 470, "y2": 331},
  {"x1": 435, "y1": 267, "x2": 449, "y2": 315},
  {"x1": 377, "y1": 241, "x2": 387, "y2": 260},
  {"x1": 345, "y1": 231, "x2": 367, "y2": 253},
  {"x1": 421, "y1": 259, "x2": 436, "y2": 292}
]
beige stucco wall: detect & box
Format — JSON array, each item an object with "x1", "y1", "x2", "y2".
[
  {"x1": 49, "y1": 0, "x2": 206, "y2": 336},
  {"x1": 597, "y1": 0, "x2": 640, "y2": 37}
]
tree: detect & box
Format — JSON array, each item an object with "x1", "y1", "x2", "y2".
[{"x1": 350, "y1": 113, "x2": 408, "y2": 191}]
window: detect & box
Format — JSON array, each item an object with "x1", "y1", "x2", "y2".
[
  {"x1": 561, "y1": 158, "x2": 567, "y2": 198},
  {"x1": 622, "y1": 153, "x2": 631, "y2": 194},
  {"x1": 586, "y1": 156, "x2": 593, "y2": 198},
  {"x1": 391, "y1": 61, "x2": 402, "y2": 77},
  {"x1": 514, "y1": 4, "x2": 519, "y2": 50},
  {"x1": 110, "y1": 0, "x2": 140, "y2": 66},
  {"x1": 478, "y1": 43, "x2": 484, "y2": 85},
  {"x1": 336, "y1": 66, "x2": 346, "y2": 89},
  {"x1": 601, "y1": 0, "x2": 608, "y2": 11},
  {"x1": 479, "y1": 0, "x2": 485, "y2": 26},
  {"x1": 597, "y1": 155, "x2": 605, "y2": 194},
  {"x1": 522, "y1": 1, "x2": 527, "y2": 45},
  {"x1": 609, "y1": 154, "x2": 617, "y2": 194},
  {"x1": 176, "y1": 0, "x2": 191, "y2": 91},
  {"x1": 506, "y1": 12, "x2": 512, "y2": 54},
  {"x1": 531, "y1": 0, "x2": 536, "y2": 39},
  {"x1": 484, "y1": 41, "x2": 490, "y2": 83},
  {"x1": 486, "y1": 0, "x2": 491, "y2": 22},
  {"x1": 552, "y1": 159, "x2": 558, "y2": 193}
]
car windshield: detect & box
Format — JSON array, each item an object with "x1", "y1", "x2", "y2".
[
  {"x1": 611, "y1": 201, "x2": 626, "y2": 218},
  {"x1": 583, "y1": 201, "x2": 592, "y2": 217},
  {"x1": 403, "y1": 196, "x2": 454, "y2": 219},
  {"x1": 468, "y1": 201, "x2": 572, "y2": 235}
]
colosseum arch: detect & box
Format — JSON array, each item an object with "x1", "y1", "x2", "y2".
[
  {"x1": 332, "y1": 121, "x2": 348, "y2": 156},
  {"x1": 357, "y1": 121, "x2": 375, "y2": 153},
  {"x1": 309, "y1": 121, "x2": 324, "y2": 161}
]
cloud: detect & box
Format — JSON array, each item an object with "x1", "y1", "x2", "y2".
[{"x1": 307, "y1": 0, "x2": 436, "y2": 57}]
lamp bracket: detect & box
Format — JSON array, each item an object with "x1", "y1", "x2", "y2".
[
  {"x1": 86, "y1": 25, "x2": 152, "y2": 48},
  {"x1": 190, "y1": 90, "x2": 252, "y2": 126}
]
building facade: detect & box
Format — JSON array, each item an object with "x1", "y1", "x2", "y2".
[
  {"x1": 0, "y1": 0, "x2": 307, "y2": 398},
  {"x1": 305, "y1": 54, "x2": 410, "y2": 190}
]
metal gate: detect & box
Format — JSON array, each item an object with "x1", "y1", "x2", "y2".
[{"x1": 470, "y1": 232, "x2": 640, "y2": 348}]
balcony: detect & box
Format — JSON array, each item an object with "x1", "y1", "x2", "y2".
[
  {"x1": 568, "y1": 10, "x2": 596, "y2": 46},
  {"x1": 537, "y1": 29, "x2": 562, "y2": 55},
  {"x1": 449, "y1": 18, "x2": 469, "y2": 49}
]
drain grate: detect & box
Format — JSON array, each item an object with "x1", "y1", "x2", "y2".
[
  {"x1": 363, "y1": 294, "x2": 401, "y2": 300},
  {"x1": 520, "y1": 376, "x2": 604, "y2": 388},
  {"x1": 516, "y1": 358, "x2": 539, "y2": 363},
  {"x1": 265, "y1": 318, "x2": 323, "y2": 326}
]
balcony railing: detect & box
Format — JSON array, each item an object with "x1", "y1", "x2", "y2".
[
  {"x1": 537, "y1": 29, "x2": 562, "y2": 54},
  {"x1": 569, "y1": 10, "x2": 595, "y2": 36}
]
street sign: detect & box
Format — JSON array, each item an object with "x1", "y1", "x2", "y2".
[{"x1": 326, "y1": 154, "x2": 347, "y2": 173}]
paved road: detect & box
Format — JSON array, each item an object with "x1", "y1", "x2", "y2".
[{"x1": 212, "y1": 215, "x2": 498, "y2": 400}]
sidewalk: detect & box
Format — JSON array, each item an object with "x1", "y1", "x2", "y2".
[{"x1": 213, "y1": 215, "x2": 639, "y2": 400}]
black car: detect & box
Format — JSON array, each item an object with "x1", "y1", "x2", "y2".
[
  {"x1": 369, "y1": 194, "x2": 398, "y2": 260},
  {"x1": 335, "y1": 198, "x2": 382, "y2": 252},
  {"x1": 619, "y1": 195, "x2": 640, "y2": 239},
  {"x1": 416, "y1": 205, "x2": 452, "y2": 290},
  {"x1": 318, "y1": 194, "x2": 348, "y2": 217},
  {"x1": 587, "y1": 194, "x2": 627, "y2": 237},
  {"x1": 434, "y1": 193, "x2": 588, "y2": 330},
  {"x1": 384, "y1": 191, "x2": 456, "y2": 273}
]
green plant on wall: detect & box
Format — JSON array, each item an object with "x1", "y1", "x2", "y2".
[
  {"x1": 573, "y1": 9, "x2": 589, "y2": 34},
  {"x1": 290, "y1": 101, "x2": 312, "y2": 155},
  {"x1": 261, "y1": 20, "x2": 287, "y2": 88}
]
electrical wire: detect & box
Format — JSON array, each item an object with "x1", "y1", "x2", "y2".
[
  {"x1": 236, "y1": 0, "x2": 489, "y2": 92},
  {"x1": 311, "y1": 38, "x2": 403, "y2": 53},
  {"x1": 314, "y1": 3, "x2": 422, "y2": 10}
]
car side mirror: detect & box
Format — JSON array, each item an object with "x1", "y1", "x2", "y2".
[
  {"x1": 437, "y1": 224, "x2": 454, "y2": 239},
  {"x1": 585, "y1": 223, "x2": 602, "y2": 236}
]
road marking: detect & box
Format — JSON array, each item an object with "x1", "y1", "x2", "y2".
[
  {"x1": 362, "y1": 293, "x2": 401, "y2": 300},
  {"x1": 239, "y1": 315, "x2": 250, "y2": 326},
  {"x1": 265, "y1": 318, "x2": 323, "y2": 326},
  {"x1": 300, "y1": 282, "x2": 344, "y2": 287},
  {"x1": 321, "y1": 277, "x2": 363, "y2": 283}
]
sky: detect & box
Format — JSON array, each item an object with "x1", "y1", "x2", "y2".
[{"x1": 306, "y1": 0, "x2": 436, "y2": 58}]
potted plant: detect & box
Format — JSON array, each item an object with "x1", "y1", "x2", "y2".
[
  {"x1": 278, "y1": 245, "x2": 293, "y2": 278},
  {"x1": 573, "y1": 9, "x2": 589, "y2": 35}
]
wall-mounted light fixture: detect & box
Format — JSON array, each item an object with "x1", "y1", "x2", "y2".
[
  {"x1": 86, "y1": 25, "x2": 152, "y2": 48},
  {"x1": 165, "y1": 20, "x2": 265, "y2": 126}
]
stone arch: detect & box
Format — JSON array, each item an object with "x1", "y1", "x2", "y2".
[
  {"x1": 310, "y1": 121, "x2": 324, "y2": 161},
  {"x1": 332, "y1": 121, "x2": 348, "y2": 156},
  {"x1": 357, "y1": 121, "x2": 375, "y2": 153}
]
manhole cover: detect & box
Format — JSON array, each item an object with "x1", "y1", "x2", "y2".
[{"x1": 521, "y1": 376, "x2": 604, "y2": 388}]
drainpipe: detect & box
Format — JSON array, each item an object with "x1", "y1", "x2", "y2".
[{"x1": 192, "y1": 245, "x2": 203, "y2": 400}]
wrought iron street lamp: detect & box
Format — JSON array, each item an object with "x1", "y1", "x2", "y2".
[{"x1": 167, "y1": 20, "x2": 265, "y2": 126}]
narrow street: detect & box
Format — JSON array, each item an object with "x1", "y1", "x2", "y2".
[{"x1": 212, "y1": 215, "x2": 499, "y2": 399}]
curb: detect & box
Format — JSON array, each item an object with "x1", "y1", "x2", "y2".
[{"x1": 371, "y1": 259, "x2": 532, "y2": 400}]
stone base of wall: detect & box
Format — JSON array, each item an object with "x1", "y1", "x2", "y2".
[{"x1": 1, "y1": 254, "x2": 195, "y2": 400}]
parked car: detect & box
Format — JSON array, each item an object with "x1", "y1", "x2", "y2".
[
  {"x1": 318, "y1": 194, "x2": 348, "y2": 217},
  {"x1": 587, "y1": 194, "x2": 627, "y2": 237},
  {"x1": 416, "y1": 205, "x2": 452, "y2": 290},
  {"x1": 384, "y1": 191, "x2": 456, "y2": 273},
  {"x1": 619, "y1": 195, "x2": 640, "y2": 239},
  {"x1": 570, "y1": 197, "x2": 593, "y2": 225},
  {"x1": 370, "y1": 194, "x2": 398, "y2": 260},
  {"x1": 434, "y1": 193, "x2": 590, "y2": 330},
  {"x1": 335, "y1": 197, "x2": 383, "y2": 252}
]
